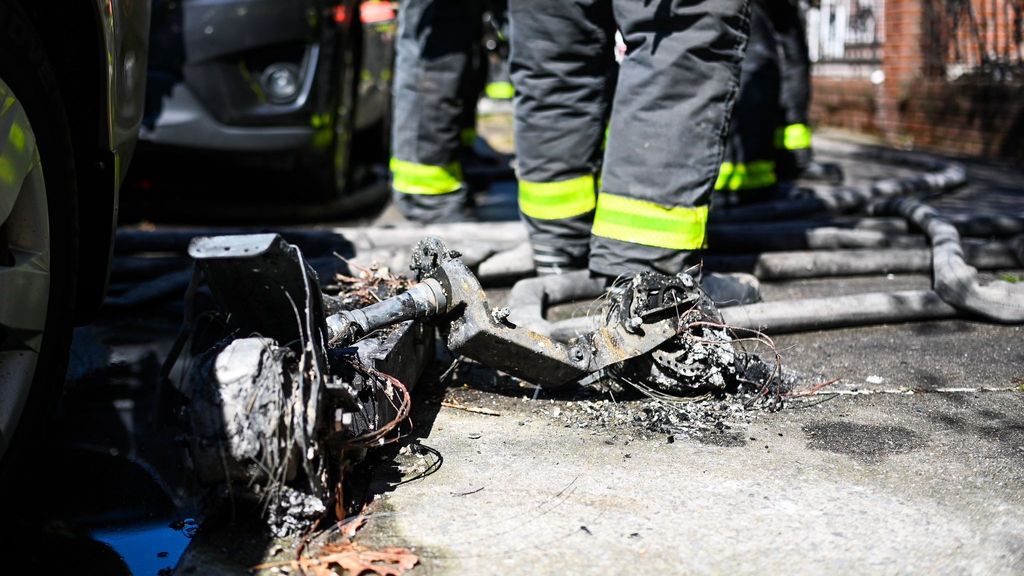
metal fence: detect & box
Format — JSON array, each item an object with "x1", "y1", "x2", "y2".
[
  {"x1": 936, "y1": 0, "x2": 1024, "y2": 80},
  {"x1": 807, "y1": 0, "x2": 886, "y2": 65}
]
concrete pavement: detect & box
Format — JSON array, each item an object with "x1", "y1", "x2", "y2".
[{"x1": 355, "y1": 386, "x2": 1024, "y2": 575}]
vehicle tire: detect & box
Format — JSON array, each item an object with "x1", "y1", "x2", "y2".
[{"x1": 0, "y1": 1, "x2": 79, "y2": 482}]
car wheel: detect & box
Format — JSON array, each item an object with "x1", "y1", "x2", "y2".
[{"x1": 0, "y1": 1, "x2": 78, "y2": 475}]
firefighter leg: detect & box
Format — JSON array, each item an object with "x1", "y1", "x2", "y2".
[
  {"x1": 509, "y1": 0, "x2": 616, "y2": 274},
  {"x1": 391, "y1": 0, "x2": 483, "y2": 223},
  {"x1": 715, "y1": 0, "x2": 782, "y2": 206},
  {"x1": 774, "y1": 0, "x2": 813, "y2": 181},
  {"x1": 590, "y1": 0, "x2": 751, "y2": 276}
]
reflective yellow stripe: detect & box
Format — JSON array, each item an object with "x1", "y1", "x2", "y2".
[
  {"x1": 9, "y1": 122, "x2": 25, "y2": 153},
  {"x1": 390, "y1": 158, "x2": 463, "y2": 195},
  {"x1": 460, "y1": 127, "x2": 477, "y2": 147},
  {"x1": 591, "y1": 193, "x2": 708, "y2": 250},
  {"x1": 485, "y1": 81, "x2": 514, "y2": 100},
  {"x1": 518, "y1": 175, "x2": 596, "y2": 220},
  {"x1": 776, "y1": 123, "x2": 812, "y2": 150},
  {"x1": 715, "y1": 161, "x2": 777, "y2": 191}
]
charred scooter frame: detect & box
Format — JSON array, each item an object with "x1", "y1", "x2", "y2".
[
  {"x1": 325, "y1": 237, "x2": 718, "y2": 388},
  {"x1": 186, "y1": 233, "x2": 740, "y2": 533}
]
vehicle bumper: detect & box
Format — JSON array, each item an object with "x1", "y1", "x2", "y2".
[{"x1": 138, "y1": 84, "x2": 315, "y2": 152}]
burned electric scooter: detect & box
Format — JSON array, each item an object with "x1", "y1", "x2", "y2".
[
  {"x1": 183, "y1": 234, "x2": 775, "y2": 535},
  {"x1": 325, "y1": 237, "x2": 757, "y2": 392},
  {"x1": 183, "y1": 234, "x2": 432, "y2": 535}
]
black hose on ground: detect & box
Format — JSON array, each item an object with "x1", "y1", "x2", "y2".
[
  {"x1": 707, "y1": 225, "x2": 927, "y2": 252},
  {"x1": 711, "y1": 162, "x2": 967, "y2": 223},
  {"x1": 704, "y1": 241, "x2": 1018, "y2": 279},
  {"x1": 548, "y1": 290, "x2": 960, "y2": 339},
  {"x1": 506, "y1": 270, "x2": 608, "y2": 336},
  {"x1": 717, "y1": 290, "x2": 959, "y2": 333},
  {"x1": 708, "y1": 214, "x2": 1024, "y2": 252},
  {"x1": 871, "y1": 197, "x2": 1024, "y2": 323}
]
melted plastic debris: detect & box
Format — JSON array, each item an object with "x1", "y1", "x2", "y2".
[{"x1": 266, "y1": 486, "x2": 328, "y2": 539}]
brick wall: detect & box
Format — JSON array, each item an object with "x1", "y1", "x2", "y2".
[
  {"x1": 812, "y1": 78, "x2": 879, "y2": 133},
  {"x1": 898, "y1": 79, "x2": 1024, "y2": 157},
  {"x1": 810, "y1": 0, "x2": 1024, "y2": 160}
]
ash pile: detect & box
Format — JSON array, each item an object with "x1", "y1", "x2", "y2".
[
  {"x1": 548, "y1": 270, "x2": 793, "y2": 440},
  {"x1": 555, "y1": 360, "x2": 793, "y2": 442},
  {"x1": 560, "y1": 339, "x2": 792, "y2": 442},
  {"x1": 555, "y1": 397, "x2": 761, "y2": 440}
]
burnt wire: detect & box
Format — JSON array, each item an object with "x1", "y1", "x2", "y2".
[
  {"x1": 344, "y1": 359, "x2": 413, "y2": 449},
  {"x1": 685, "y1": 320, "x2": 786, "y2": 409},
  {"x1": 596, "y1": 272, "x2": 786, "y2": 410},
  {"x1": 395, "y1": 444, "x2": 444, "y2": 486}
]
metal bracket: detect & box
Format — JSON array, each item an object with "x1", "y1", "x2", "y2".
[{"x1": 189, "y1": 233, "x2": 329, "y2": 354}]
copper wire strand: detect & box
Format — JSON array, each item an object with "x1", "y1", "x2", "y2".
[{"x1": 344, "y1": 359, "x2": 413, "y2": 448}]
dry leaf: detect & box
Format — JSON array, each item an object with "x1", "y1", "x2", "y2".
[
  {"x1": 339, "y1": 514, "x2": 368, "y2": 540},
  {"x1": 255, "y1": 542, "x2": 418, "y2": 576},
  {"x1": 318, "y1": 543, "x2": 418, "y2": 576}
]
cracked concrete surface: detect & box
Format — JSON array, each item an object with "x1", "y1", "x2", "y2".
[{"x1": 359, "y1": 386, "x2": 1024, "y2": 575}]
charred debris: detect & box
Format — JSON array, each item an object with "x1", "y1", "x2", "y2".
[{"x1": 168, "y1": 233, "x2": 783, "y2": 535}]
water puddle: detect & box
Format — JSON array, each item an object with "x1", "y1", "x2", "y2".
[{"x1": 91, "y1": 519, "x2": 197, "y2": 576}]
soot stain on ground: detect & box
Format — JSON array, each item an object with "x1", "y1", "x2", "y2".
[
  {"x1": 802, "y1": 421, "x2": 924, "y2": 461},
  {"x1": 979, "y1": 425, "x2": 1024, "y2": 463}
]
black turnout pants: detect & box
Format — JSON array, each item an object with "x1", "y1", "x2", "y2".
[{"x1": 510, "y1": 0, "x2": 751, "y2": 277}]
